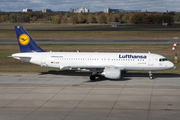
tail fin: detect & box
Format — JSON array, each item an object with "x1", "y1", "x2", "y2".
[{"x1": 14, "y1": 26, "x2": 45, "y2": 53}]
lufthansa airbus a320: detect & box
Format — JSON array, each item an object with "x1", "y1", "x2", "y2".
[{"x1": 11, "y1": 26, "x2": 174, "y2": 80}]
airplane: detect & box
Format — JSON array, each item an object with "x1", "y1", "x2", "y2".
[{"x1": 11, "y1": 26, "x2": 174, "y2": 80}]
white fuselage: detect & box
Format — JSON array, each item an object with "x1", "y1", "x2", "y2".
[
  {"x1": 12, "y1": 52, "x2": 174, "y2": 72},
  {"x1": 13, "y1": 26, "x2": 175, "y2": 80}
]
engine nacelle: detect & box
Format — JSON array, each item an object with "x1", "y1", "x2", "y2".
[{"x1": 101, "y1": 68, "x2": 121, "y2": 79}]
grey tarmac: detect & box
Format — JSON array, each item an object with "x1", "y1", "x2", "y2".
[{"x1": 0, "y1": 73, "x2": 180, "y2": 120}]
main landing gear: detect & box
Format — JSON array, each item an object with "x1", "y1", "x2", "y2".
[
  {"x1": 90, "y1": 71, "x2": 101, "y2": 81},
  {"x1": 90, "y1": 75, "x2": 96, "y2": 81},
  {"x1": 149, "y1": 71, "x2": 154, "y2": 80}
]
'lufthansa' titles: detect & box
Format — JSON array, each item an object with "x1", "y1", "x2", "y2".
[{"x1": 119, "y1": 54, "x2": 147, "y2": 59}]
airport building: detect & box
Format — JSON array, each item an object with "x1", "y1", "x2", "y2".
[
  {"x1": 104, "y1": 8, "x2": 141, "y2": 13},
  {"x1": 42, "y1": 9, "x2": 52, "y2": 13},
  {"x1": 23, "y1": 8, "x2": 32, "y2": 12},
  {"x1": 69, "y1": 7, "x2": 89, "y2": 13}
]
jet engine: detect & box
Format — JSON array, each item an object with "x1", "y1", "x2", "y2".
[{"x1": 101, "y1": 68, "x2": 121, "y2": 79}]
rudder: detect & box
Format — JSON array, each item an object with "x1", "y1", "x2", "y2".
[{"x1": 14, "y1": 26, "x2": 45, "y2": 53}]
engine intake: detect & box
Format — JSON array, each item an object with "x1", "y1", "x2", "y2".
[{"x1": 101, "y1": 68, "x2": 121, "y2": 79}]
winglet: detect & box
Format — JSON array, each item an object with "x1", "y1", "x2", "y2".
[{"x1": 14, "y1": 26, "x2": 45, "y2": 53}]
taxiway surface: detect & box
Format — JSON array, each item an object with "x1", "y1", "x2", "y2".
[
  {"x1": 1, "y1": 39, "x2": 179, "y2": 44},
  {"x1": 0, "y1": 74, "x2": 180, "y2": 120}
]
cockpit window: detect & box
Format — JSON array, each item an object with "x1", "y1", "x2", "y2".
[{"x1": 159, "y1": 58, "x2": 168, "y2": 62}]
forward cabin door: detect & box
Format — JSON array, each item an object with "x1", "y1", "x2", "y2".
[{"x1": 148, "y1": 54, "x2": 154, "y2": 66}]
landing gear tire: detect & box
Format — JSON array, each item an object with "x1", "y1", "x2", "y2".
[
  {"x1": 149, "y1": 76, "x2": 154, "y2": 80},
  {"x1": 90, "y1": 75, "x2": 96, "y2": 81}
]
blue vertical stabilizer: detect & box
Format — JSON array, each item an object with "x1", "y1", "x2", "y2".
[{"x1": 14, "y1": 26, "x2": 45, "y2": 53}]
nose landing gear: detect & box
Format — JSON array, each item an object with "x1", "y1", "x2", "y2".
[{"x1": 149, "y1": 71, "x2": 154, "y2": 79}]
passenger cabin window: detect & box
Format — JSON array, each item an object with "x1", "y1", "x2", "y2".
[{"x1": 159, "y1": 58, "x2": 168, "y2": 62}]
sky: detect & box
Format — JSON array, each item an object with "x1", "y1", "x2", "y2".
[{"x1": 0, "y1": 0, "x2": 180, "y2": 12}]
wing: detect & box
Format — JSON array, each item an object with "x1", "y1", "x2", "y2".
[{"x1": 60, "y1": 65, "x2": 126, "y2": 71}]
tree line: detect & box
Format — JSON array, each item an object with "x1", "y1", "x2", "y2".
[{"x1": 0, "y1": 11, "x2": 177, "y2": 24}]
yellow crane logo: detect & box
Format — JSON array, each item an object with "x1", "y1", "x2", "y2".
[{"x1": 19, "y1": 34, "x2": 30, "y2": 45}]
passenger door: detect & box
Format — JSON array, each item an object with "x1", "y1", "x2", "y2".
[{"x1": 148, "y1": 55, "x2": 154, "y2": 66}]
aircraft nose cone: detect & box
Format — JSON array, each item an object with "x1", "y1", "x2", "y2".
[{"x1": 169, "y1": 61, "x2": 174, "y2": 69}]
